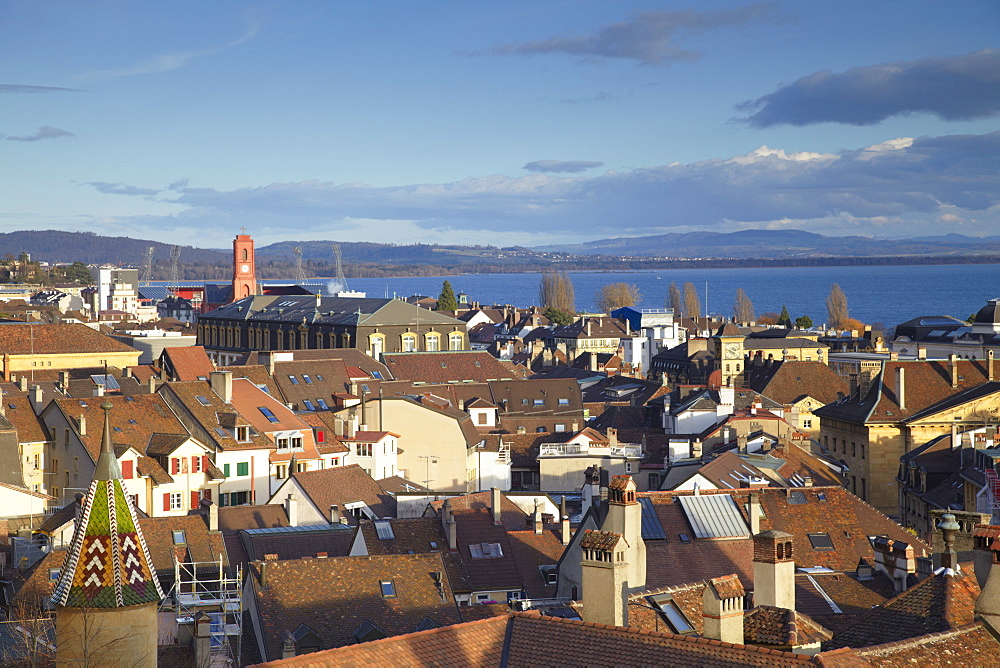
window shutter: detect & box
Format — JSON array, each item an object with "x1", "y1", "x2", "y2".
[
  {"x1": 192, "y1": 456, "x2": 199, "y2": 471},
  {"x1": 317, "y1": 430, "x2": 325, "y2": 443},
  {"x1": 223, "y1": 463, "x2": 230, "y2": 477},
  {"x1": 122, "y1": 460, "x2": 133, "y2": 479},
  {"x1": 191, "y1": 491, "x2": 200, "y2": 510},
  {"x1": 203, "y1": 488, "x2": 212, "y2": 501},
  {"x1": 171, "y1": 458, "x2": 179, "y2": 475},
  {"x1": 163, "y1": 493, "x2": 171, "y2": 512},
  {"x1": 202, "y1": 455, "x2": 209, "y2": 472}
]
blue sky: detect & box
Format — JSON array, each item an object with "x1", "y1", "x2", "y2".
[{"x1": 2, "y1": 1, "x2": 998, "y2": 248}]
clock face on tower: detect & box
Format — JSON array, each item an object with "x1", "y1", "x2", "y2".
[
  {"x1": 240, "y1": 264, "x2": 250, "y2": 273},
  {"x1": 725, "y1": 343, "x2": 740, "y2": 358}
]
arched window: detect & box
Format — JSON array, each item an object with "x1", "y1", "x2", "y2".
[
  {"x1": 401, "y1": 333, "x2": 417, "y2": 352},
  {"x1": 425, "y1": 332, "x2": 440, "y2": 352},
  {"x1": 276, "y1": 330, "x2": 284, "y2": 350},
  {"x1": 242, "y1": 248, "x2": 248, "y2": 261},
  {"x1": 369, "y1": 334, "x2": 385, "y2": 359},
  {"x1": 449, "y1": 332, "x2": 463, "y2": 351}
]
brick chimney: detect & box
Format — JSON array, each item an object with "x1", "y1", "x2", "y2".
[
  {"x1": 949, "y1": 354, "x2": 958, "y2": 388},
  {"x1": 580, "y1": 530, "x2": 629, "y2": 627},
  {"x1": 752, "y1": 530, "x2": 795, "y2": 610},
  {"x1": 702, "y1": 574, "x2": 745, "y2": 644}
]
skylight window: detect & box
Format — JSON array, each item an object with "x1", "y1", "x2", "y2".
[
  {"x1": 258, "y1": 407, "x2": 280, "y2": 423},
  {"x1": 469, "y1": 542, "x2": 503, "y2": 559},
  {"x1": 379, "y1": 580, "x2": 396, "y2": 597},
  {"x1": 302, "y1": 374, "x2": 312, "y2": 384},
  {"x1": 374, "y1": 520, "x2": 395, "y2": 540},
  {"x1": 649, "y1": 593, "x2": 695, "y2": 634},
  {"x1": 196, "y1": 395, "x2": 211, "y2": 406},
  {"x1": 370, "y1": 372, "x2": 382, "y2": 380},
  {"x1": 808, "y1": 533, "x2": 835, "y2": 550},
  {"x1": 316, "y1": 398, "x2": 329, "y2": 410},
  {"x1": 315, "y1": 374, "x2": 324, "y2": 381},
  {"x1": 303, "y1": 399, "x2": 315, "y2": 411},
  {"x1": 214, "y1": 427, "x2": 231, "y2": 438},
  {"x1": 172, "y1": 530, "x2": 186, "y2": 545},
  {"x1": 113, "y1": 426, "x2": 122, "y2": 433},
  {"x1": 288, "y1": 375, "x2": 300, "y2": 385}
]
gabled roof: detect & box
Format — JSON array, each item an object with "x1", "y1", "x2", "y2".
[
  {"x1": 0, "y1": 323, "x2": 138, "y2": 355},
  {"x1": 239, "y1": 524, "x2": 357, "y2": 564},
  {"x1": 158, "y1": 381, "x2": 274, "y2": 452},
  {"x1": 252, "y1": 611, "x2": 818, "y2": 667},
  {"x1": 744, "y1": 360, "x2": 849, "y2": 406},
  {"x1": 160, "y1": 345, "x2": 214, "y2": 381},
  {"x1": 825, "y1": 568, "x2": 981, "y2": 650},
  {"x1": 288, "y1": 465, "x2": 396, "y2": 523},
  {"x1": 383, "y1": 351, "x2": 521, "y2": 384},
  {"x1": 138, "y1": 514, "x2": 227, "y2": 573},
  {"x1": 249, "y1": 552, "x2": 462, "y2": 661}
]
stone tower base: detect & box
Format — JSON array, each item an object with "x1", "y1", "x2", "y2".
[{"x1": 56, "y1": 601, "x2": 158, "y2": 667}]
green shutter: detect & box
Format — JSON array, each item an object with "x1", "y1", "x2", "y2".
[
  {"x1": 223, "y1": 463, "x2": 230, "y2": 477},
  {"x1": 237, "y1": 462, "x2": 249, "y2": 477}
]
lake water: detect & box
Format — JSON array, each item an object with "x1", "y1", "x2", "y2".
[{"x1": 329, "y1": 264, "x2": 1000, "y2": 329}]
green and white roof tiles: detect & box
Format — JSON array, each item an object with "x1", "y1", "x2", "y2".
[{"x1": 50, "y1": 401, "x2": 163, "y2": 609}]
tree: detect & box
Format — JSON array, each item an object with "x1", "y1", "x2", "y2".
[
  {"x1": 826, "y1": 283, "x2": 850, "y2": 329},
  {"x1": 795, "y1": 315, "x2": 813, "y2": 329},
  {"x1": 667, "y1": 281, "x2": 682, "y2": 314},
  {"x1": 777, "y1": 305, "x2": 792, "y2": 327},
  {"x1": 436, "y1": 280, "x2": 457, "y2": 311},
  {"x1": 539, "y1": 272, "x2": 575, "y2": 314},
  {"x1": 543, "y1": 306, "x2": 574, "y2": 326},
  {"x1": 683, "y1": 282, "x2": 701, "y2": 319},
  {"x1": 595, "y1": 283, "x2": 640, "y2": 314},
  {"x1": 758, "y1": 312, "x2": 780, "y2": 325},
  {"x1": 63, "y1": 261, "x2": 94, "y2": 284},
  {"x1": 733, "y1": 289, "x2": 755, "y2": 324}
]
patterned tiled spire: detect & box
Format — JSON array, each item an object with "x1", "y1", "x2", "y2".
[{"x1": 51, "y1": 401, "x2": 163, "y2": 608}]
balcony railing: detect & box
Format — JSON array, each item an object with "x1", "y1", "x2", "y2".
[{"x1": 538, "y1": 443, "x2": 643, "y2": 458}]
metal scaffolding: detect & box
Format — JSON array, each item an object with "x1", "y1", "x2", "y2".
[{"x1": 160, "y1": 556, "x2": 243, "y2": 667}]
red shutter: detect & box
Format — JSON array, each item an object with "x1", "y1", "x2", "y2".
[
  {"x1": 121, "y1": 460, "x2": 133, "y2": 479},
  {"x1": 192, "y1": 456, "x2": 199, "y2": 472},
  {"x1": 163, "y1": 493, "x2": 171, "y2": 512},
  {"x1": 191, "y1": 491, "x2": 200, "y2": 510},
  {"x1": 317, "y1": 430, "x2": 325, "y2": 444},
  {"x1": 171, "y1": 458, "x2": 179, "y2": 475},
  {"x1": 202, "y1": 455, "x2": 209, "y2": 472},
  {"x1": 202, "y1": 488, "x2": 212, "y2": 501}
]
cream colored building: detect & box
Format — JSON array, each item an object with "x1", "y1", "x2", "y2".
[{"x1": 0, "y1": 323, "x2": 140, "y2": 380}]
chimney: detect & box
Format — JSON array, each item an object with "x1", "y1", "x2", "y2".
[
  {"x1": 896, "y1": 366, "x2": 905, "y2": 410},
  {"x1": 285, "y1": 493, "x2": 298, "y2": 527},
  {"x1": 93, "y1": 384, "x2": 105, "y2": 397},
  {"x1": 148, "y1": 375, "x2": 157, "y2": 393},
  {"x1": 604, "y1": 475, "x2": 646, "y2": 591},
  {"x1": 990, "y1": 350, "x2": 996, "y2": 382},
  {"x1": 580, "y1": 530, "x2": 629, "y2": 627},
  {"x1": 691, "y1": 439, "x2": 703, "y2": 459},
  {"x1": 949, "y1": 354, "x2": 958, "y2": 388},
  {"x1": 329, "y1": 504, "x2": 342, "y2": 524},
  {"x1": 490, "y1": 487, "x2": 502, "y2": 526},
  {"x1": 447, "y1": 518, "x2": 458, "y2": 551},
  {"x1": 29, "y1": 385, "x2": 44, "y2": 414},
  {"x1": 802, "y1": 476, "x2": 813, "y2": 488},
  {"x1": 737, "y1": 435, "x2": 747, "y2": 454},
  {"x1": 534, "y1": 499, "x2": 543, "y2": 535},
  {"x1": 211, "y1": 370, "x2": 233, "y2": 403},
  {"x1": 78, "y1": 414, "x2": 87, "y2": 437},
  {"x1": 702, "y1": 574, "x2": 746, "y2": 644},
  {"x1": 60, "y1": 370, "x2": 70, "y2": 388},
  {"x1": 561, "y1": 514, "x2": 571, "y2": 545},
  {"x1": 752, "y1": 530, "x2": 795, "y2": 610},
  {"x1": 360, "y1": 387, "x2": 368, "y2": 430},
  {"x1": 589, "y1": 353, "x2": 598, "y2": 372},
  {"x1": 748, "y1": 492, "x2": 762, "y2": 535},
  {"x1": 917, "y1": 346, "x2": 927, "y2": 360},
  {"x1": 206, "y1": 500, "x2": 218, "y2": 532},
  {"x1": 194, "y1": 612, "x2": 212, "y2": 668},
  {"x1": 974, "y1": 527, "x2": 1000, "y2": 635},
  {"x1": 607, "y1": 428, "x2": 618, "y2": 448},
  {"x1": 346, "y1": 415, "x2": 358, "y2": 439},
  {"x1": 282, "y1": 631, "x2": 296, "y2": 659},
  {"x1": 18, "y1": 375, "x2": 27, "y2": 392}
]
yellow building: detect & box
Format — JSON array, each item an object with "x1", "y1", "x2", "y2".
[{"x1": 0, "y1": 323, "x2": 140, "y2": 380}]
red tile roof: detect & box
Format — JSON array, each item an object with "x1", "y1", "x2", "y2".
[
  {"x1": 161, "y1": 345, "x2": 215, "y2": 381},
  {"x1": 0, "y1": 323, "x2": 137, "y2": 355}
]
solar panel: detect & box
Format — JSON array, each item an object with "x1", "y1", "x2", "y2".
[
  {"x1": 638, "y1": 497, "x2": 666, "y2": 540},
  {"x1": 90, "y1": 374, "x2": 120, "y2": 390},
  {"x1": 677, "y1": 494, "x2": 750, "y2": 539}
]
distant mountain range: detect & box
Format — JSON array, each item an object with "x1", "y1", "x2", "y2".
[
  {"x1": 1, "y1": 229, "x2": 999, "y2": 274},
  {"x1": 535, "y1": 229, "x2": 1000, "y2": 258}
]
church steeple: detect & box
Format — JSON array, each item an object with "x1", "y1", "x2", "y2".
[{"x1": 51, "y1": 401, "x2": 162, "y2": 609}]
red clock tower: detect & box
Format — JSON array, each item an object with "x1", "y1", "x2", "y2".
[{"x1": 232, "y1": 233, "x2": 257, "y2": 302}]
